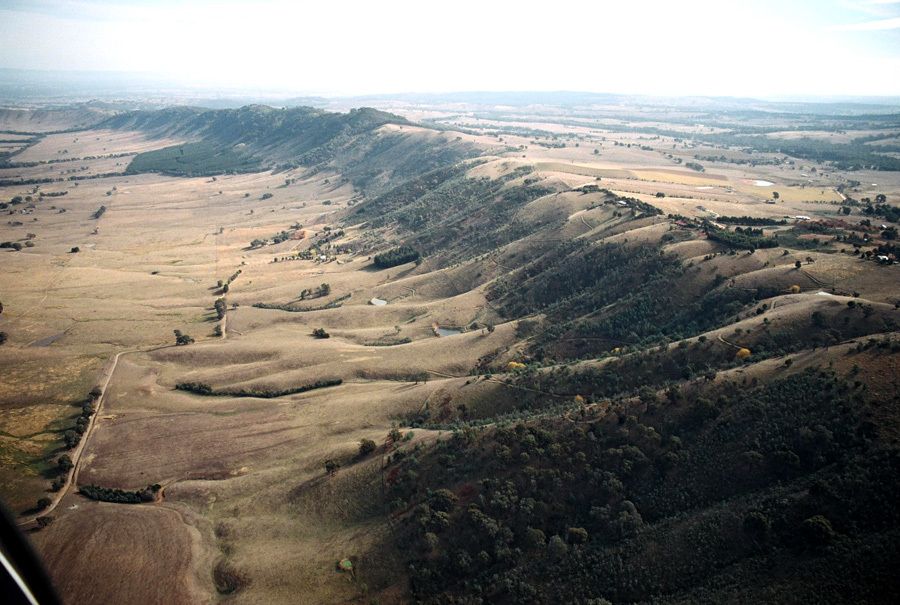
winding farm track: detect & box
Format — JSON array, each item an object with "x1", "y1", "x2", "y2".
[{"x1": 19, "y1": 344, "x2": 169, "y2": 526}]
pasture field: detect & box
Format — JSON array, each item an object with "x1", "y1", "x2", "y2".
[{"x1": 1, "y1": 102, "x2": 898, "y2": 604}]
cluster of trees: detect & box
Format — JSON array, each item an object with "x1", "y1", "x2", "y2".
[
  {"x1": 861, "y1": 199, "x2": 899, "y2": 223},
  {"x1": 717, "y1": 215, "x2": 787, "y2": 226},
  {"x1": 79, "y1": 483, "x2": 161, "y2": 504},
  {"x1": 253, "y1": 293, "x2": 350, "y2": 313},
  {"x1": 705, "y1": 225, "x2": 778, "y2": 250},
  {"x1": 175, "y1": 381, "x2": 213, "y2": 395},
  {"x1": 693, "y1": 153, "x2": 783, "y2": 167},
  {"x1": 125, "y1": 141, "x2": 263, "y2": 177},
  {"x1": 60, "y1": 387, "x2": 100, "y2": 454},
  {"x1": 217, "y1": 269, "x2": 242, "y2": 292},
  {"x1": 91, "y1": 205, "x2": 106, "y2": 219},
  {"x1": 300, "y1": 283, "x2": 330, "y2": 299},
  {"x1": 176, "y1": 378, "x2": 342, "y2": 398},
  {"x1": 373, "y1": 245, "x2": 420, "y2": 269},
  {"x1": 173, "y1": 329, "x2": 194, "y2": 346},
  {"x1": 385, "y1": 369, "x2": 899, "y2": 602}
]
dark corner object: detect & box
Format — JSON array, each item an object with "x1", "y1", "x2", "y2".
[{"x1": 0, "y1": 501, "x2": 61, "y2": 605}]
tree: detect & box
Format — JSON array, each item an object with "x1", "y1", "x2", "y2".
[
  {"x1": 428, "y1": 489, "x2": 458, "y2": 512},
  {"x1": 312, "y1": 328, "x2": 330, "y2": 339},
  {"x1": 389, "y1": 428, "x2": 402, "y2": 444},
  {"x1": 743, "y1": 511, "x2": 770, "y2": 542},
  {"x1": 358, "y1": 438, "x2": 377, "y2": 457},
  {"x1": 548, "y1": 535, "x2": 568, "y2": 559},
  {"x1": 214, "y1": 298, "x2": 227, "y2": 319},
  {"x1": 325, "y1": 459, "x2": 339, "y2": 476},
  {"x1": 423, "y1": 531, "x2": 439, "y2": 552},
  {"x1": 70, "y1": 246, "x2": 80, "y2": 253},
  {"x1": 57, "y1": 454, "x2": 73, "y2": 472},
  {"x1": 524, "y1": 527, "x2": 546, "y2": 549},
  {"x1": 318, "y1": 283, "x2": 331, "y2": 296},
  {"x1": 800, "y1": 515, "x2": 835, "y2": 548},
  {"x1": 567, "y1": 527, "x2": 589, "y2": 544},
  {"x1": 36, "y1": 516, "x2": 54, "y2": 529},
  {"x1": 36, "y1": 497, "x2": 52, "y2": 511},
  {"x1": 174, "y1": 329, "x2": 194, "y2": 346},
  {"x1": 772, "y1": 191, "x2": 780, "y2": 200},
  {"x1": 63, "y1": 430, "x2": 80, "y2": 449},
  {"x1": 795, "y1": 260, "x2": 802, "y2": 269}
]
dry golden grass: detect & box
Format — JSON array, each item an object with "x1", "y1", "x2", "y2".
[
  {"x1": 11, "y1": 129, "x2": 186, "y2": 163},
  {"x1": 0, "y1": 114, "x2": 896, "y2": 605}
]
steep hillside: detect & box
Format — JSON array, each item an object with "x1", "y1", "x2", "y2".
[
  {"x1": 318, "y1": 155, "x2": 900, "y2": 603},
  {"x1": 4, "y1": 100, "x2": 898, "y2": 605},
  {"x1": 107, "y1": 105, "x2": 481, "y2": 191}
]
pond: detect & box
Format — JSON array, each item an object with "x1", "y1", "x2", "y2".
[{"x1": 436, "y1": 326, "x2": 462, "y2": 337}]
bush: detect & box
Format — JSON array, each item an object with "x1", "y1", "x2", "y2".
[{"x1": 358, "y1": 438, "x2": 377, "y2": 457}]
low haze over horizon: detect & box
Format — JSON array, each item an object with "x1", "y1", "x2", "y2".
[{"x1": 1, "y1": 0, "x2": 900, "y2": 98}]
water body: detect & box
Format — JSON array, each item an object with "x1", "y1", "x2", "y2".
[{"x1": 436, "y1": 327, "x2": 462, "y2": 337}]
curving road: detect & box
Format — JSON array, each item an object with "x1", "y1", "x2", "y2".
[{"x1": 19, "y1": 344, "x2": 167, "y2": 526}]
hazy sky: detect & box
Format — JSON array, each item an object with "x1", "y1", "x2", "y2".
[{"x1": 1, "y1": 0, "x2": 899, "y2": 97}]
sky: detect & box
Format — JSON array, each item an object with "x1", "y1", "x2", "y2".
[{"x1": 1, "y1": 0, "x2": 899, "y2": 97}]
